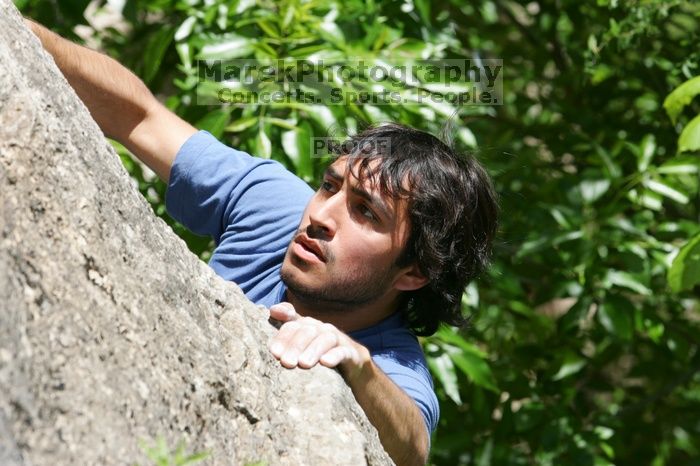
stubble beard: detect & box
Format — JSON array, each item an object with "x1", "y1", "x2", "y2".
[{"x1": 280, "y1": 233, "x2": 398, "y2": 314}]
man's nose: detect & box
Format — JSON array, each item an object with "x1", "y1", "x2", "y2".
[{"x1": 307, "y1": 193, "x2": 343, "y2": 240}]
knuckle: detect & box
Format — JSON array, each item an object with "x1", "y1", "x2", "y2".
[
  {"x1": 321, "y1": 323, "x2": 337, "y2": 333},
  {"x1": 281, "y1": 321, "x2": 301, "y2": 332},
  {"x1": 328, "y1": 332, "x2": 340, "y2": 347},
  {"x1": 301, "y1": 325, "x2": 318, "y2": 338},
  {"x1": 300, "y1": 316, "x2": 320, "y2": 326}
]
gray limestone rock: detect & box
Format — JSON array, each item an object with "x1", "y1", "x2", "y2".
[{"x1": 0, "y1": 2, "x2": 392, "y2": 464}]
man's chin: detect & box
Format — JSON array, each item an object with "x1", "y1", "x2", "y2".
[
  {"x1": 281, "y1": 264, "x2": 339, "y2": 311},
  {"x1": 280, "y1": 260, "x2": 311, "y2": 296},
  {"x1": 281, "y1": 270, "x2": 380, "y2": 314}
]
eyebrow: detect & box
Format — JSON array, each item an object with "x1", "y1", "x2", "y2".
[{"x1": 325, "y1": 166, "x2": 392, "y2": 221}]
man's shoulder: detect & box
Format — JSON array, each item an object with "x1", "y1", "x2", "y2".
[
  {"x1": 167, "y1": 130, "x2": 313, "y2": 235},
  {"x1": 175, "y1": 130, "x2": 303, "y2": 181},
  {"x1": 167, "y1": 130, "x2": 313, "y2": 302}
]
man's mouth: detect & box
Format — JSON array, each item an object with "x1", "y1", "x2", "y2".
[{"x1": 293, "y1": 235, "x2": 327, "y2": 263}]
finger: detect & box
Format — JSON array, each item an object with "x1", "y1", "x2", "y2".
[
  {"x1": 279, "y1": 323, "x2": 320, "y2": 368},
  {"x1": 269, "y1": 320, "x2": 301, "y2": 358},
  {"x1": 298, "y1": 331, "x2": 340, "y2": 369},
  {"x1": 320, "y1": 346, "x2": 357, "y2": 368},
  {"x1": 269, "y1": 302, "x2": 297, "y2": 322}
]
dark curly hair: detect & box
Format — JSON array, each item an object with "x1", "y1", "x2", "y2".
[{"x1": 330, "y1": 123, "x2": 498, "y2": 336}]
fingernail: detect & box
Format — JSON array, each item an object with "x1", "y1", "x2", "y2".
[
  {"x1": 299, "y1": 354, "x2": 312, "y2": 366},
  {"x1": 270, "y1": 342, "x2": 283, "y2": 355},
  {"x1": 282, "y1": 354, "x2": 298, "y2": 366},
  {"x1": 321, "y1": 354, "x2": 338, "y2": 366}
]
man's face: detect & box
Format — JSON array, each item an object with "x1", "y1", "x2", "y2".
[{"x1": 280, "y1": 157, "x2": 417, "y2": 312}]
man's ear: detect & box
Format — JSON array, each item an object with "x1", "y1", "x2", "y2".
[{"x1": 394, "y1": 264, "x2": 429, "y2": 291}]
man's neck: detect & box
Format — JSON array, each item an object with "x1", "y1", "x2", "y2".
[{"x1": 285, "y1": 290, "x2": 401, "y2": 333}]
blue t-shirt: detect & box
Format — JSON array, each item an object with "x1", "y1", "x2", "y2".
[{"x1": 166, "y1": 131, "x2": 439, "y2": 434}]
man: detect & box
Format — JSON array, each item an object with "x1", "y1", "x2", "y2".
[{"x1": 27, "y1": 19, "x2": 498, "y2": 466}]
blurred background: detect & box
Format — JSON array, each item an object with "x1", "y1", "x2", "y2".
[{"x1": 18, "y1": 0, "x2": 700, "y2": 464}]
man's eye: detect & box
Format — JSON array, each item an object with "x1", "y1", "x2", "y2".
[
  {"x1": 320, "y1": 181, "x2": 335, "y2": 192},
  {"x1": 357, "y1": 204, "x2": 378, "y2": 222}
]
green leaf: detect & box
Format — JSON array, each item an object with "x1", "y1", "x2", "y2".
[
  {"x1": 256, "y1": 126, "x2": 272, "y2": 159},
  {"x1": 629, "y1": 189, "x2": 663, "y2": 211},
  {"x1": 253, "y1": 41, "x2": 278, "y2": 59},
  {"x1": 597, "y1": 296, "x2": 634, "y2": 341},
  {"x1": 643, "y1": 179, "x2": 689, "y2": 204},
  {"x1": 180, "y1": 451, "x2": 210, "y2": 465},
  {"x1": 142, "y1": 27, "x2": 175, "y2": 84},
  {"x1": 678, "y1": 114, "x2": 700, "y2": 153},
  {"x1": 195, "y1": 110, "x2": 229, "y2": 139},
  {"x1": 637, "y1": 134, "x2": 656, "y2": 172},
  {"x1": 256, "y1": 19, "x2": 280, "y2": 38},
  {"x1": 475, "y1": 438, "x2": 494, "y2": 466},
  {"x1": 548, "y1": 210, "x2": 568, "y2": 230},
  {"x1": 414, "y1": 0, "x2": 431, "y2": 26},
  {"x1": 664, "y1": 76, "x2": 700, "y2": 124},
  {"x1": 174, "y1": 16, "x2": 197, "y2": 42},
  {"x1": 604, "y1": 270, "x2": 651, "y2": 296},
  {"x1": 217, "y1": 5, "x2": 229, "y2": 30},
  {"x1": 458, "y1": 127, "x2": 477, "y2": 148},
  {"x1": 451, "y1": 352, "x2": 499, "y2": 392},
  {"x1": 435, "y1": 326, "x2": 487, "y2": 357},
  {"x1": 197, "y1": 34, "x2": 254, "y2": 60},
  {"x1": 266, "y1": 118, "x2": 298, "y2": 131},
  {"x1": 462, "y1": 282, "x2": 479, "y2": 308},
  {"x1": 295, "y1": 104, "x2": 338, "y2": 128},
  {"x1": 431, "y1": 328, "x2": 499, "y2": 392},
  {"x1": 552, "y1": 354, "x2": 586, "y2": 381},
  {"x1": 427, "y1": 349, "x2": 462, "y2": 405},
  {"x1": 657, "y1": 156, "x2": 700, "y2": 174},
  {"x1": 595, "y1": 426, "x2": 615, "y2": 441},
  {"x1": 281, "y1": 130, "x2": 299, "y2": 160},
  {"x1": 317, "y1": 9, "x2": 345, "y2": 45},
  {"x1": 668, "y1": 233, "x2": 700, "y2": 292},
  {"x1": 516, "y1": 230, "x2": 583, "y2": 259},
  {"x1": 226, "y1": 117, "x2": 258, "y2": 133},
  {"x1": 176, "y1": 42, "x2": 193, "y2": 71},
  {"x1": 287, "y1": 45, "x2": 329, "y2": 58},
  {"x1": 579, "y1": 179, "x2": 611, "y2": 204},
  {"x1": 590, "y1": 64, "x2": 614, "y2": 85},
  {"x1": 281, "y1": 121, "x2": 313, "y2": 181},
  {"x1": 595, "y1": 144, "x2": 622, "y2": 179},
  {"x1": 235, "y1": 0, "x2": 256, "y2": 14}
]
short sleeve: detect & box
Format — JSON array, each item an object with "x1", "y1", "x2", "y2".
[
  {"x1": 166, "y1": 130, "x2": 313, "y2": 242},
  {"x1": 165, "y1": 131, "x2": 314, "y2": 301}
]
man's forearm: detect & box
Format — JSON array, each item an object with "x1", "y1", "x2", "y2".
[
  {"x1": 26, "y1": 20, "x2": 155, "y2": 142},
  {"x1": 25, "y1": 19, "x2": 194, "y2": 181},
  {"x1": 344, "y1": 359, "x2": 430, "y2": 466}
]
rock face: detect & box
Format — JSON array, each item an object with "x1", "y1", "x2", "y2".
[{"x1": 0, "y1": 2, "x2": 392, "y2": 465}]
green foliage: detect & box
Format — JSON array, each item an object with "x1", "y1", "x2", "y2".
[
  {"x1": 669, "y1": 233, "x2": 700, "y2": 292},
  {"x1": 21, "y1": 0, "x2": 700, "y2": 465},
  {"x1": 137, "y1": 437, "x2": 209, "y2": 466},
  {"x1": 664, "y1": 76, "x2": 700, "y2": 124},
  {"x1": 666, "y1": 74, "x2": 700, "y2": 292},
  {"x1": 665, "y1": 75, "x2": 700, "y2": 153}
]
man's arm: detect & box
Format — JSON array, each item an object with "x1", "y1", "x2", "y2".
[
  {"x1": 269, "y1": 303, "x2": 430, "y2": 466},
  {"x1": 25, "y1": 19, "x2": 196, "y2": 181}
]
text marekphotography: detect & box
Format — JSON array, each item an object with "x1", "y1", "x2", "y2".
[{"x1": 195, "y1": 58, "x2": 503, "y2": 106}]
